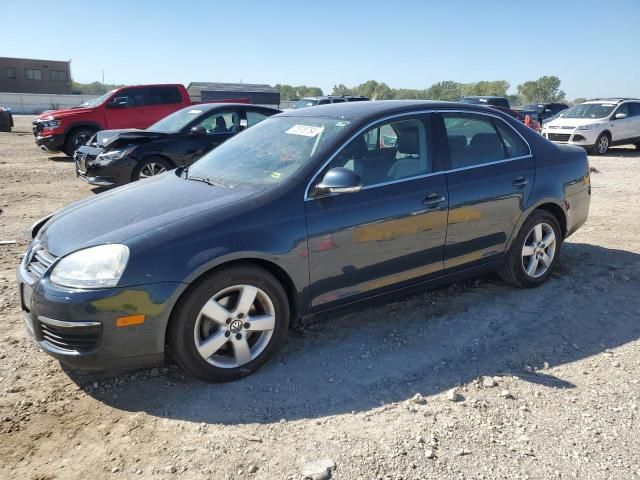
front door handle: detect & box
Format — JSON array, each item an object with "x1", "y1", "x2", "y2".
[
  {"x1": 422, "y1": 192, "x2": 445, "y2": 208},
  {"x1": 513, "y1": 176, "x2": 529, "y2": 187}
]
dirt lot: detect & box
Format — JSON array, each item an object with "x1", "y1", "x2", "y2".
[{"x1": 1, "y1": 115, "x2": 639, "y2": 480}]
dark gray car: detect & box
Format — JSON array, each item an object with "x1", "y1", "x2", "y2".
[{"x1": 17, "y1": 101, "x2": 591, "y2": 381}]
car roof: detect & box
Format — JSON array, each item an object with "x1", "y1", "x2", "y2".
[
  {"x1": 584, "y1": 98, "x2": 639, "y2": 104},
  {"x1": 179, "y1": 103, "x2": 280, "y2": 113},
  {"x1": 277, "y1": 100, "x2": 503, "y2": 121}
]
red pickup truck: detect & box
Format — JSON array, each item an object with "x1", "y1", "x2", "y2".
[{"x1": 32, "y1": 84, "x2": 192, "y2": 155}]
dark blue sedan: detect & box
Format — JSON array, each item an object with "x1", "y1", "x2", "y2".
[{"x1": 17, "y1": 101, "x2": 591, "y2": 381}]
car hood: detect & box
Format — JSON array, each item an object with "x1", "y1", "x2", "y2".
[
  {"x1": 545, "y1": 117, "x2": 605, "y2": 128},
  {"x1": 37, "y1": 172, "x2": 260, "y2": 257},
  {"x1": 92, "y1": 129, "x2": 167, "y2": 148},
  {"x1": 36, "y1": 106, "x2": 96, "y2": 120}
]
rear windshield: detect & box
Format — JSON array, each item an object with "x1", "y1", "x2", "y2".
[
  {"x1": 561, "y1": 103, "x2": 616, "y2": 119},
  {"x1": 187, "y1": 116, "x2": 351, "y2": 187}
]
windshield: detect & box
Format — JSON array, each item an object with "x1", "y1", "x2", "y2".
[
  {"x1": 293, "y1": 99, "x2": 318, "y2": 109},
  {"x1": 561, "y1": 103, "x2": 616, "y2": 119},
  {"x1": 78, "y1": 90, "x2": 115, "y2": 108},
  {"x1": 148, "y1": 107, "x2": 206, "y2": 132},
  {"x1": 523, "y1": 104, "x2": 544, "y2": 112},
  {"x1": 186, "y1": 116, "x2": 351, "y2": 187}
]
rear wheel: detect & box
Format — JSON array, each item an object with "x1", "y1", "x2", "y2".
[
  {"x1": 63, "y1": 127, "x2": 96, "y2": 156},
  {"x1": 499, "y1": 210, "x2": 562, "y2": 288},
  {"x1": 590, "y1": 132, "x2": 610, "y2": 155},
  {"x1": 167, "y1": 264, "x2": 290, "y2": 382},
  {"x1": 132, "y1": 156, "x2": 172, "y2": 181}
]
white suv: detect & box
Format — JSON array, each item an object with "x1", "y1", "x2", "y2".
[{"x1": 542, "y1": 99, "x2": 640, "y2": 155}]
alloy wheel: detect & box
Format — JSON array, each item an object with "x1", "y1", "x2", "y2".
[
  {"x1": 521, "y1": 222, "x2": 556, "y2": 279},
  {"x1": 74, "y1": 132, "x2": 92, "y2": 149},
  {"x1": 193, "y1": 285, "x2": 275, "y2": 368},
  {"x1": 597, "y1": 135, "x2": 609, "y2": 154},
  {"x1": 139, "y1": 162, "x2": 167, "y2": 178}
]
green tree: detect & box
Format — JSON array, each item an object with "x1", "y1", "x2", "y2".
[
  {"x1": 331, "y1": 84, "x2": 353, "y2": 96},
  {"x1": 275, "y1": 84, "x2": 323, "y2": 100},
  {"x1": 572, "y1": 97, "x2": 587, "y2": 105},
  {"x1": 462, "y1": 80, "x2": 510, "y2": 97},
  {"x1": 425, "y1": 81, "x2": 463, "y2": 101},
  {"x1": 517, "y1": 76, "x2": 565, "y2": 103},
  {"x1": 71, "y1": 80, "x2": 123, "y2": 95},
  {"x1": 393, "y1": 88, "x2": 428, "y2": 99}
]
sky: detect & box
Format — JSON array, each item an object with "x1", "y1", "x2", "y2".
[{"x1": 1, "y1": 0, "x2": 639, "y2": 100}]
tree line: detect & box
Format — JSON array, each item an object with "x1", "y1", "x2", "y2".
[{"x1": 277, "y1": 76, "x2": 577, "y2": 106}]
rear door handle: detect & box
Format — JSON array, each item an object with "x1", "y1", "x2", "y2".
[
  {"x1": 422, "y1": 192, "x2": 446, "y2": 208},
  {"x1": 513, "y1": 176, "x2": 529, "y2": 187}
]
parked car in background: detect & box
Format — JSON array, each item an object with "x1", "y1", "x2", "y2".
[
  {"x1": 293, "y1": 95, "x2": 369, "y2": 109},
  {"x1": 515, "y1": 102, "x2": 568, "y2": 125},
  {"x1": 0, "y1": 106, "x2": 13, "y2": 132},
  {"x1": 74, "y1": 104, "x2": 280, "y2": 187},
  {"x1": 460, "y1": 96, "x2": 510, "y2": 108},
  {"x1": 32, "y1": 84, "x2": 192, "y2": 156},
  {"x1": 17, "y1": 100, "x2": 591, "y2": 381},
  {"x1": 490, "y1": 106, "x2": 541, "y2": 131},
  {"x1": 542, "y1": 98, "x2": 640, "y2": 154}
]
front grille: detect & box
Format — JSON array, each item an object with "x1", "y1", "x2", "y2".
[
  {"x1": 548, "y1": 133, "x2": 572, "y2": 142},
  {"x1": 39, "y1": 321, "x2": 101, "y2": 353},
  {"x1": 27, "y1": 247, "x2": 57, "y2": 281}
]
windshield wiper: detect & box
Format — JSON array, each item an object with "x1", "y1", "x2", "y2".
[{"x1": 180, "y1": 166, "x2": 227, "y2": 188}]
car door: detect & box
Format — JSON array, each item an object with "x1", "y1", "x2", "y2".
[
  {"x1": 305, "y1": 114, "x2": 448, "y2": 309},
  {"x1": 435, "y1": 111, "x2": 534, "y2": 269},
  {"x1": 105, "y1": 87, "x2": 152, "y2": 129},
  {"x1": 610, "y1": 103, "x2": 632, "y2": 142},
  {"x1": 176, "y1": 109, "x2": 241, "y2": 166},
  {"x1": 629, "y1": 102, "x2": 640, "y2": 142}
]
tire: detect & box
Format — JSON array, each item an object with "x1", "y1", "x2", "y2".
[
  {"x1": 499, "y1": 210, "x2": 562, "y2": 288},
  {"x1": 63, "y1": 127, "x2": 97, "y2": 156},
  {"x1": 132, "y1": 156, "x2": 172, "y2": 182},
  {"x1": 0, "y1": 112, "x2": 10, "y2": 132},
  {"x1": 590, "y1": 132, "x2": 610, "y2": 155},
  {"x1": 167, "y1": 263, "x2": 290, "y2": 382}
]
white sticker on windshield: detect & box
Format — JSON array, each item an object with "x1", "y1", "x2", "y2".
[
  {"x1": 286, "y1": 125, "x2": 324, "y2": 137},
  {"x1": 188, "y1": 110, "x2": 203, "y2": 114}
]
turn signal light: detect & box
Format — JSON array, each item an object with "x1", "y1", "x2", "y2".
[{"x1": 116, "y1": 315, "x2": 145, "y2": 327}]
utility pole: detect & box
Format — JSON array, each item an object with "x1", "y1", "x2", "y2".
[{"x1": 102, "y1": 70, "x2": 106, "y2": 94}]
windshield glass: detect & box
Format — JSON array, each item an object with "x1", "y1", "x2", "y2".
[
  {"x1": 293, "y1": 99, "x2": 318, "y2": 109},
  {"x1": 187, "y1": 116, "x2": 351, "y2": 187},
  {"x1": 561, "y1": 103, "x2": 616, "y2": 119},
  {"x1": 148, "y1": 107, "x2": 206, "y2": 132},
  {"x1": 78, "y1": 90, "x2": 115, "y2": 108}
]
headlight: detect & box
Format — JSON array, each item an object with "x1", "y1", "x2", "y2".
[
  {"x1": 40, "y1": 116, "x2": 61, "y2": 129},
  {"x1": 50, "y1": 244, "x2": 130, "y2": 289},
  {"x1": 577, "y1": 124, "x2": 597, "y2": 130},
  {"x1": 95, "y1": 146, "x2": 137, "y2": 163}
]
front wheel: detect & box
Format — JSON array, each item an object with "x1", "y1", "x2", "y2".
[
  {"x1": 63, "y1": 128, "x2": 96, "y2": 156},
  {"x1": 499, "y1": 210, "x2": 562, "y2": 288},
  {"x1": 167, "y1": 264, "x2": 290, "y2": 382},
  {"x1": 591, "y1": 132, "x2": 610, "y2": 155},
  {"x1": 132, "y1": 156, "x2": 172, "y2": 181}
]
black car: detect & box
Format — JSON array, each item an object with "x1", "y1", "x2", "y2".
[
  {"x1": 74, "y1": 103, "x2": 280, "y2": 187},
  {"x1": 460, "y1": 96, "x2": 510, "y2": 109},
  {"x1": 515, "y1": 103, "x2": 569, "y2": 125},
  {"x1": 18, "y1": 101, "x2": 591, "y2": 382},
  {"x1": 0, "y1": 106, "x2": 13, "y2": 132}
]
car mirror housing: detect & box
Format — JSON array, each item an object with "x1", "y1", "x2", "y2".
[
  {"x1": 614, "y1": 113, "x2": 627, "y2": 120},
  {"x1": 315, "y1": 167, "x2": 362, "y2": 195},
  {"x1": 190, "y1": 126, "x2": 207, "y2": 135}
]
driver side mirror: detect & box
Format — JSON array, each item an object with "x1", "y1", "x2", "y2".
[
  {"x1": 190, "y1": 126, "x2": 207, "y2": 135},
  {"x1": 614, "y1": 112, "x2": 627, "y2": 120},
  {"x1": 314, "y1": 167, "x2": 362, "y2": 196}
]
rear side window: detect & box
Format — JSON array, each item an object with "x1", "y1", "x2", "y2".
[
  {"x1": 331, "y1": 98, "x2": 346, "y2": 103},
  {"x1": 629, "y1": 103, "x2": 640, "y2": 117},
  {"x1": 149, "y1": 86, "x2": 182, "y2": 105},
  {"x1": 442, "y1": 113, "x2": 527, "y2": 169}
]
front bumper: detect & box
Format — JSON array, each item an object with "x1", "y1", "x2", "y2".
[
  {"x1": 542, "y1": 129, "x2": 598, "y2": 148},
  {"x1": 17, "y1": 256, "x2": 185, "y2": 370},
  {"x1": 74, "y1": 149, "x2": 134, "y2": 187},
  {"x1": 35, "y1": 133, "x2": 65, "y2": 152}
]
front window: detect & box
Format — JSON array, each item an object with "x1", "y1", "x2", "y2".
[
  {"x1": 561, "y1": 103, "x2": 616, "y2": 119},
  {"x1": 293, "y1": 99, "x2": 318, "y2": 109},
  {"x1": 186, "y1": 116, "x2": 351, "y2": 187},
  {"x1": 193, "y1": 111, "x2": 239, "y2": 134}
]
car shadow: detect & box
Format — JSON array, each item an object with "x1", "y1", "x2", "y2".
[
  {"x1": 599, "y1": 146, "x2": 639, "y2": 158},
  {"x1": 63, "y1": 242, "x2": 640, "y2": 425},
  {"x1": 47, "y1": 155, "x2": 73, "y2": 162}
]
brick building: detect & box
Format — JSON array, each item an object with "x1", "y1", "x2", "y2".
[{"x1": 0, "y1": 57, "x2": 72, "y2": 94}]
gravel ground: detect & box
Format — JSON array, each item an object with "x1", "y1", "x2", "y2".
[{"x1": 1, "y1": 115, "x2": 639, "y2": 480}]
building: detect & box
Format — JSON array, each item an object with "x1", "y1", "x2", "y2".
[
  {"x1": 0, "y1": 57, "x2": 72, "y2": 94},
  {"x1": 187, "y1": 82, "x2": 280, "y2": 107}
]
